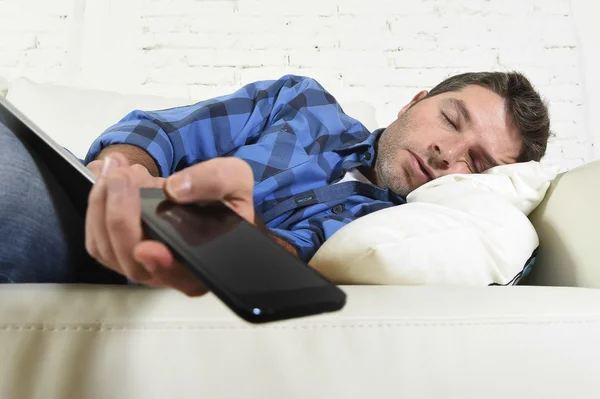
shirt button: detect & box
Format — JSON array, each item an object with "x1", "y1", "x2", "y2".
[
  {"x1": 332, "y1": 205, "x2": 344, "y2": 214},
  {"x1": 363, "y1": 152, "x2": 372, "y2": 161}
]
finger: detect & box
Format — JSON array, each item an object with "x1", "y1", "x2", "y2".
[
  {"x1": 86, "y1": 160, "x2": 103, "y2": 177},
  {"x1": 85, "y1": 157, "x2": 119, "y2": 265},
  {"x1": 100, "y1": 152, "x2": 130, "y2": 168},
  {"x1": 129, "y1": 164, "x2": 165, "y2": 188},
  {"x1": 134, "y1": 241, "x2": 208, "y2": 297},
  {"x1": 104, "y1": 168, "x2": 151, "y2": 282},
  {"x1": 165, "y1": 157, "x2": 254, "y2": 203},
  {"x1": 165, "y1": 158, "x2": 255, "y2": 222}
]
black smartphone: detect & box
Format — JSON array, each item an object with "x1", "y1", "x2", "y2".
[{"x1": 139, "y1": 188, "x2": 346, "y2": 323}]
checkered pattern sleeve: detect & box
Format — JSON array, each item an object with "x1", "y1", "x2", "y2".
[{"x1": 83, "y1": 75, "x2": 320, "y2": 177}]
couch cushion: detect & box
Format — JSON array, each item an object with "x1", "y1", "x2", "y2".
[
  {"x1": 5, "y1": 77, "x2": 191, "y2": 159},
  {"x1": 1, "y1": 284, "x2": 600, "y2": 399}
]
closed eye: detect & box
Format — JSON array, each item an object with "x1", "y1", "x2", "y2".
[{"x1": 441, "y1": 111, "x2": 457, "y2": 130}]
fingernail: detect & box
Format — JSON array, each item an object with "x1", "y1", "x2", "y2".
[
  {"x1": 167, "y1": 173, "x2": 191, "y2": 198},
  {"x1": 101, "y1": 157, "x2": 115, "y2": 176}
]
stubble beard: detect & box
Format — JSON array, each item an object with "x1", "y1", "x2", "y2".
[{"x1": 373, "y1": 111, "x2": 415, "y2": 198}]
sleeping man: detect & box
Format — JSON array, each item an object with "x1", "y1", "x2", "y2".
[{"x1": 0, "y1": 72, "x2": 550, "y2": 295}]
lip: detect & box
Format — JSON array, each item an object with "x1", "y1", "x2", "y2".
[{"x1": 408, "y1": 151, "x2": 434, "y2": 183}]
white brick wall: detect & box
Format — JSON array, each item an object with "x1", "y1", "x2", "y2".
[{"x1": 0, "y1": 0, "x2": 595, "y2": 171}]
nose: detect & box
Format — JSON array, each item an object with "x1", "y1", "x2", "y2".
[{"x1": 432, "y1": 137, "x2": 472, "y2": 174}]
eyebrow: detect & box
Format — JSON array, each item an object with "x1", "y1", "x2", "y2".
[{"x1": 446, "y1": 98, "x2": 501, "y2": 170}]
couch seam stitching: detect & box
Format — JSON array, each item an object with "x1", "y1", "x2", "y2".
[{"x1": 2, "y1": 319, "x2": 600, "y2": 332}]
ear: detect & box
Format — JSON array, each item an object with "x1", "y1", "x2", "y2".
[{"x1": 398, "y1": 90, "x2": 428, "y2": 117}]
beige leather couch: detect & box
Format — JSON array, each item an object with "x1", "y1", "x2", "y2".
[{"x1": 1, "y1": 78, "x2": 599, "y2": 399}]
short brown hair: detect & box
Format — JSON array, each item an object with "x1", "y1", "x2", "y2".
[{"x1": 426, "y1": 71, "x2": 550, "y2": 162}]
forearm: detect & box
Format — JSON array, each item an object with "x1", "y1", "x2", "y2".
[{"x1": 96, "y1": 144, "x2": 160, "y2": 177}]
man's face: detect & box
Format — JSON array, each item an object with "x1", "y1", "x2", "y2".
[{"x1": 374, "y1": 85, "x2": 522, "y2": 197}]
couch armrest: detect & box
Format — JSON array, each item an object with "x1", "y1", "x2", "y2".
[
  {"x1": 1, "y1": 285, "x2": 599, "y2": 399},
  {"x1": 528, "y1": 159, "x2": 600, "y2": 288}
]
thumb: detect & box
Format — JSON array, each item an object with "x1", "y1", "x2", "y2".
[{"x1": 165, "y1": 158, "x2": 254, "y2": 204}]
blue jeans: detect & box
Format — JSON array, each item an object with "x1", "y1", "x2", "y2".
[{"x1": 0, "y1": 122, "x2": 127, "y2": 284}]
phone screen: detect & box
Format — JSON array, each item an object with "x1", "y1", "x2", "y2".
[{"x1": 140, "y1": 190, "x2": 329, "y2": 296}]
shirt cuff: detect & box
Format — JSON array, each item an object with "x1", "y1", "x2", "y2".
[{"x1": 83, "y1": 131, "x2": 173, "y2": 178}]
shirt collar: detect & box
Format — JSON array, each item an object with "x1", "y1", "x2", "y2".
[
  {"x1": 334, "y1": 128, "x2": 384, "y2": 151},
  {"x1": 333, "y1": 128, "x2": 384, "y2": 167},
  {"x1": 333, "y1": 128, "x2": 406, "y2": 204}
]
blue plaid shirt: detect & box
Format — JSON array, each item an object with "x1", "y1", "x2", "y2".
[{"x1": 84, "y1": 75, "x2": 406, "y2": 262}]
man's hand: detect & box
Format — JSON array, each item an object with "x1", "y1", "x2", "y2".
[
  {"x1": 84, "y1": 153, "x2": 255, "y2": 297},
  {"x1": 87, "y1": 157, "x2": 164, "y2": 190}
]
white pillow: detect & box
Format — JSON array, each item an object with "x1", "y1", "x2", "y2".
[{"x1": 310, "y1": 161, "x2": 559, "y2": 286}]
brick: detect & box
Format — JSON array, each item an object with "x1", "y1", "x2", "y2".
[
  {"x1": 517, "y1": 67, "x2": 580, "y2": 86},
  {"x1": 339, "y1": 31, "x2": 422, "y2": 51},
  {"x1": 498, "y1": 47, "x2": 579, "y2": 69},
  {"x1": 289, "y1": 49, "x2": 390, "y2": 69},
  {"x1": 146, "y1": 66, "x2": 236, "y2": 85},
  {"x1": 19, "y1": 0, "x2": 73, "y2": 15},
  {"x1": 439, "y1": 0, "x2": 535, "y2": 17},
  {"x1": 550, "y1": 121, "x2": 585, "y2": 140},
  {"x1": 532, "y1": 0, "x2": 570, "y2": 16},
  {"x1": 0, "y1": 15, "x2": 68, "y2": 32},
  {"x1": 35, "y1": 33, "x2": 70, "y2": 49},
  {"x1": 484, "y1": 17, "x2": 544, "y2": 48},
  {"x1": 187, "y1": 15, "x2": 288, "y2": 34},
  {"x1": 20, "y1": 49, "x2": 68, "y2": 67},
  {"x1": 338, "y1": 0, "x2": 436, "y2": 16},
  {"x1": 141, "y1": 0, "x2": 235, "y2": 16},
  {"x1": 344, "y1": 68, "x2": 463, "y2": 88},
  {"x1": 543, "y1": 140, "x2": 563, "y2": 158},
  {"x1": 541, "y1": 16, "x2": 578, "y2": 48},
  {"x1": 233, "y1": 33, "x2": 339, "y2": 50},
  {"x1": 141, "y1": 16, "x2": 191, "y2": 33},
  {"x1": 283, "y1": 15, "x2": 354, "y2": 43},
  {"x1": 141, "y1": 32, "x2": 238, "y2": 50},
  {"x1": 141, "y1": 48, "x2": 189, "y2": 68},
  {"x1": 393, "y1": 49, "x2": 497, "y2": 69},
  {"x1": 540, "y1": 84, "x2": 584, "y2": 104},
  {"x1": 184, "y1": 49, "x2": 286, "y2": 68},
  {"x1": 560, "y1": 140, "x2": 592, "y2": 159},
  {"x1": 548, "y1": 102, "x2": 584, "y2": 123},
  {"x1": 339, "y1": 15, "x2": 434, "y2": 51},
  {"x1": 234, "y1": 0, "x2": 337, "y2": 17},
  {"x1": 0, "y1": 33, "x2": 37, "y2": 50},
  {"x1": 390, "y1": 16, "x2": 449, "y2": 37}
]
